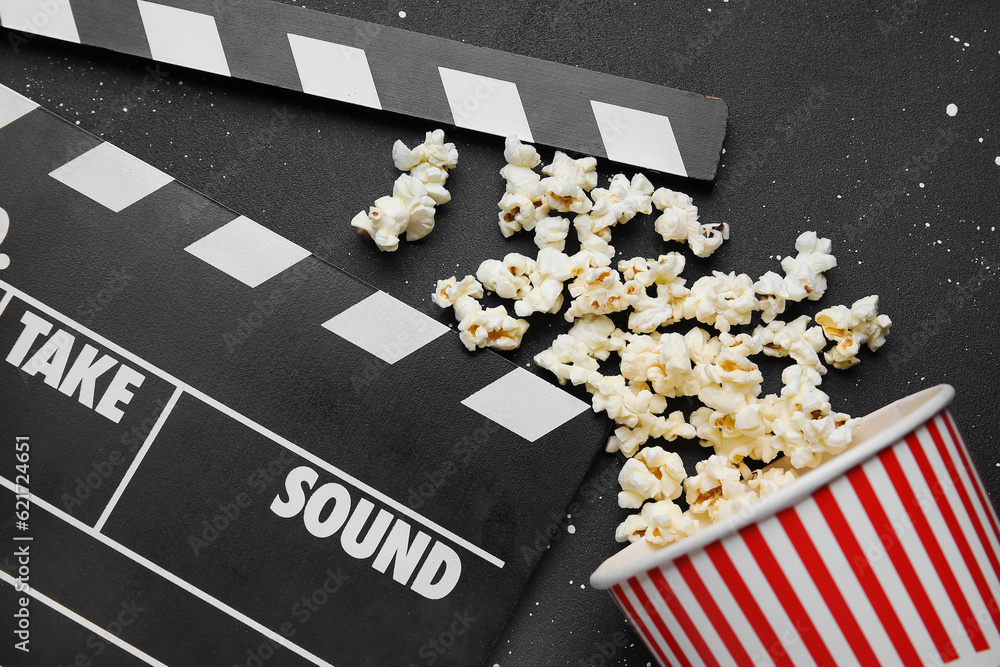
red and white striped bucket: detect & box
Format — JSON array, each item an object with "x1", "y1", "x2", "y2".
[{"x1": 591, "y1": 385, "x2": 1000, "y2": 666}]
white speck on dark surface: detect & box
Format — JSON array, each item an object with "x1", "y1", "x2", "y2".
[{"x1": 947, "y1": 103, "x2": 959, "y2": 116}]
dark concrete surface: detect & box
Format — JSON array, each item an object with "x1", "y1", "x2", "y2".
[{"x1": 2, "y1": 1, "x2": 998, "y2": 665}]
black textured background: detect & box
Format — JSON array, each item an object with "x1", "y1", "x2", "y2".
[{"x1": 2, "y1": 1, "x2": 999, "y2": 665}]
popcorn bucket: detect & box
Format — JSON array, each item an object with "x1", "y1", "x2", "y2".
[{"x1": 591, "y1": 385, "x2": 1000, "y2": 666}]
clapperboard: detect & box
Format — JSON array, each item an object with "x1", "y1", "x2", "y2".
[
  {"x1": 0, "y1": 2, "x2": 727, "y2": 665},
  {"x1": 0, "y1": 83, "x2": 612, "y2": 665}
]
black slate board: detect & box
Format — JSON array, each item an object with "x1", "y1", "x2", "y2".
[
  {"x1": 1, "y1": 1, "x2": 999, "y2": 666},
  {"x1": 0, "y1": 85, "x2": 609, "y2": 666}
]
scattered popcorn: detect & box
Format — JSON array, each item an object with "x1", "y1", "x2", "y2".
[
  {"x1": 619, "y1": 332, "x2": 702, "y2": 398},
  {"x1": 691, "y1": 402, "x2": 783, "y2": 465},
  {"x1": 622, "y1": 255, "x2": 690, "y2": 333},
  {"x1": 683, "y1": 327, "x2": 723, "y2": 366},
  {"x1": 849, "y1": 296, "x2": 892, "y2": 351},
  {"x1": 617, "y1": 458, "x2": 661, "y2": 507},
  {"x1": 534, "y1": 215, "x2": 571, "y2": 251},
  {"x1": 779, "y1": 364, "x2": 827, "y2": 412},
  {"x1": 684, "y1": 455, "x2": 745, "y2": 520},
  {"x1": 590, "y1": 173, "x2": 655, "y2": 226},
  {"x1": 702, "y1": 346, "x2": 763, "y2": 398},
  {"x1": 393, "y1": 129, "x2": 459, "y2": 172},
  {"x1": 781, "y1": 231, "x2": 837, "y2": 301},
  {"x1": 652, "y1": 188, "x2": 696, "y2": 242},
  {"x1": 754, "y1": 271, "x2": 790, "y2": 323},
  {"x1": 684, "y1": 455, "x2": 794, "y2": 522},
  {"x1": 500, "y1": 162, "x2": 544, "y2": 199},
  {"x1": 683, "y1": 271, "x2": 757, "y2": 333},
  {"x1": 498, "y1": 137, "x2": 548, "y2": 237},
  {"x1": 619, "y1": 334, "x2": 669, "y2": 390},
  {"x1": 690, "y1": 223, "x2": 730, "y2": 259},
  {"x1": 607, "y1": 410, "x2": 696, "y2": 457},
  {"x1": 779, "y1": 411, "x2": 857, "y2": 470},
  {"x1": 534, "y1": 334, "x2": 600, "y2": 386},
  {"x1": 663, "y1": 332, "x2": 712, "y2": 396},
  {"x1": 718, "y1": 331, "x2": 762, "y2": 358},
  {"x1": 431, "y1": 275, "x2": 528, "y2": 351},
  {"x1": 539, "y1": 177, "x2": 593, "y2": 214},
  {"x1": 658, "y1": 411, "x2": 697, "y2": 443},
  {"x1": 564, "y1": 266, "x2": 629, "y2": 321},
  {"x1": 394, "y1": 130, "x2": 458, "y2": 206},
  {"x1": 816, "y1": 295, "x2": 893, "y2": 369},
  {"x1": 431, "y1": 275, "x2": 483, "y2": 310},
  {"x1": 514, "y1": 248, "x2": 574, "y2": 317},
  {"x1": 573, "y1": 215, "x2": 616, "y2": 262},
  {"x1": 354, "y1": 129, "x2": 456, "y2": 251},
  {"x1": 477, "y1": 253, "x2": 535, "y2": 300},
  {"x1": 457, "y1": 302, "x2": 529, "y2": 352},
  {"x1": 618, "y1": 254, "x2": 686, "y2": 287},
  {"x1": 534, "y1": 151, "x2": 598, "y2": 216},
  {"x1": 589, "y1": 374, "x2": 666, "y2": 430},
  {"x1": 409, "y1": 163, "x2": 452, "y2": 205},
  {"x1": 615, "y1": 500, "x2": 702, "y2": 545},
  {"x1": 566, "y1": 314, "x2": 628, "y2": 361},
  {"x1": 541, "y1": 150, "x2": 599, "y2": 192},
  {"x1": 391, "y1": 174, "x2": 437, "y2": 241},
  {"x1": 747, "y1": 467, "x2": 798, "y2": 497},
  {"x1": 771, "y1": 365, "x2": 858, "y2": 468},
  {"x1": 652, "y1": 187, "x2": 729, "y2": 258},
  {"x1": 616, "y1": 443, "x2": 689, "y2": 502},
  {"x1": 431, "y1": 137, "x2": 894, "y2": 549},
  {"x1": 503, "y1": 135, "x2": 541, "y2": 169},
  {"x1": 712, "y1": 476, "x2": 760, "y2": 521},
  {"x1": 815, "y1": 306, "x2": 860, "y2": 369},
  {"x1": 628, "y1": 288, "x2": 686, "y2": 333},
  {"x1": 615, "y1": 513, "x2": 648, "y2": 544},
  {"x1": 351, "y1": 195, "x2": 408, "y2": 252},
  {"x1": 498, "y1": 192, "x2": 541, "y2": 238},
  {"x1": 753, "y1": 315, "x2": 827, "y2": 373}
]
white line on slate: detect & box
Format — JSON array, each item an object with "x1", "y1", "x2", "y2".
[
  {"x1": 0, "y1": 569, "x2": 170, "y2": 667},
  {"x1": 94, "y1": 385, "x2": 184, "y2": 533},
  {"x1": 0, "y1": 289, "x2": 12, "y2": 319}
]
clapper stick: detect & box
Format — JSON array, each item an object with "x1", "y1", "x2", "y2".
[{"x1": 0, "y1": 0, "x2": 728, "y2": 180}]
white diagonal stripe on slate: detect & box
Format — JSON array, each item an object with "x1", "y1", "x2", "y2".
[
  {"x1": 321, "y1": 291, "x2": 450, "y2": 365},
  {"x1": 0, "y1": 82, "x2": 38, "y2": 128},
  {"x1": 461, "y1": 368, "x2": 588, "y2": 442},
  {"x1": 591, "y1": 100, "x2": 687, "y2": 178},
  {"x1": 287, "y1": 33, "x2": 381, "y2": 110},
  {"x1": 0, "y1": 0, "x2": 80, "y2": 44},
  {"x1": 438, "y1": 67, "x2": 533, "y2": 142},
  {"x1": 184, "y1": 216, "x2": 311, "y2": 288},
  {"x1": 136, "y1": 1, "x2": 231, "y2": 77},
  {"x1": 48, "y1": 142, "x2": 174, "y2": 213}
]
